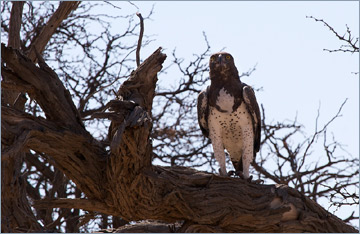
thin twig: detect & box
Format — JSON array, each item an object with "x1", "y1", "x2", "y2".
[
  {"x1": 104, "y1": 1, "x2": 121, "y2": 10},
  {"x1": 128, "y1": 1, "x2": 139, "y2": 10},
  {"x1": 240, "y1": 63, "x2": 258, "y2": 78},
  {"x1": 299, "y1": 98, "x2": 347, "y2": 169},
  {"x1": 307, "y1": 16, "x2": 359, "y2": 53},
  {"x1": 136, "y1": 12, "x2": 144, "y2": 67}
]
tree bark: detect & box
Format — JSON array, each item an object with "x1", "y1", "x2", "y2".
[
  {"x1": 4, "y1": 1, "x2": 25, "y2": 105},
  {"x1": 1, "y1": 44, "x2": 357, "y2": 233},
  {"x1": 8, "y1": 2, "x2": 24, "y2": 50},
  {"x1": 96, "y1": 220, "x2": 181, "y2": 233}
]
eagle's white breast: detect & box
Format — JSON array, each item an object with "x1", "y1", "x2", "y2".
[{"x1": 216, "y1": 88, "x2": 234, "y2": 112}]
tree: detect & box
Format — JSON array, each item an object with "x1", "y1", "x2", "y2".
[{"x1": 1, "y1": 2, "x2": 358, "y2": 232}]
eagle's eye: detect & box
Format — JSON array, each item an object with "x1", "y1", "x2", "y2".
[{"x1": 226, "y1": 55, "x2": 231, "y2": 60}]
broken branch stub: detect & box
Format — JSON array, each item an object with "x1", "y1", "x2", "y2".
[
  {"x1": 107, "y1": 47, "x2": 166, "y2": 154},
  {"x1": 116, "y1": 47, "x2": 166, "y2": 113}
]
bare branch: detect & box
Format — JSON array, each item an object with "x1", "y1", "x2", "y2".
[
  {"x1": 136, "y1": 12, "x2": 144, "y2": 67},
  {"x1": 8, "y1": 1, "x2": 24, "y2": 49},
  {"x1": 27, "y1": 1, "x2": 81, "y2": 62}
]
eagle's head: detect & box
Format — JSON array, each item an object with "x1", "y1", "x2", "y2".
[{"x1": 209, "y1": 52, "x2": 238, "y2": 80}]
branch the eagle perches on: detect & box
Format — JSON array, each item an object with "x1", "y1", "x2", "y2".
[{"x1": 1, "y1": 44, "x2": 357, "y2": 233}]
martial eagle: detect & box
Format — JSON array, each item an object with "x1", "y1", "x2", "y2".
[{"x1": 197, "y1": 52, "x2": 261, "y2": 179}]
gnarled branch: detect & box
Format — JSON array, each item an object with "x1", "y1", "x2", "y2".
[{"x1": 1, "y1": 44, "x2": 357, "y2": 233}]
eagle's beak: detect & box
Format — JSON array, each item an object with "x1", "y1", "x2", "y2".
[{"x1": 217, "y1": 54, "x2": 223, "y2": 64}]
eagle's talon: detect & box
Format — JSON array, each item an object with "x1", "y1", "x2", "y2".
[
  {"x1": 234, "y1": 171, "x2": 244, "y2": 179},
  {"x1": 227, "y1": 170, "x2": 235, "y2": 176},
  {"x1": 252, "y1": 179, "x2": 264, "y2": 184}
]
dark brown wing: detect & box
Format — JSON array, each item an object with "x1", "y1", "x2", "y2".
[
  {"x1": 197, "y1": 86, "x2": 210, "y2": 138},
  {"x1": 242, "y1": 84, "x2": 261, "y2": 155}
]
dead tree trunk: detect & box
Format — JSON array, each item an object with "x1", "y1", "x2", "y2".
[{"x1": 1, "y1": 44, "x2": 357, "y2": 233}]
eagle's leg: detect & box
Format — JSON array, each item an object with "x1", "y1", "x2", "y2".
[
  {"x1": 211, "y1": 137, "x2": 227, "y2": 176},
  {"x1": 241, "y1": 125, "x2": 254, "y2": 180}
]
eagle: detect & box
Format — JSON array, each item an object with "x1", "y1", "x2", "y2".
[{"x1": 197, "y1": 52, "x2": 261, "y2": 179}]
